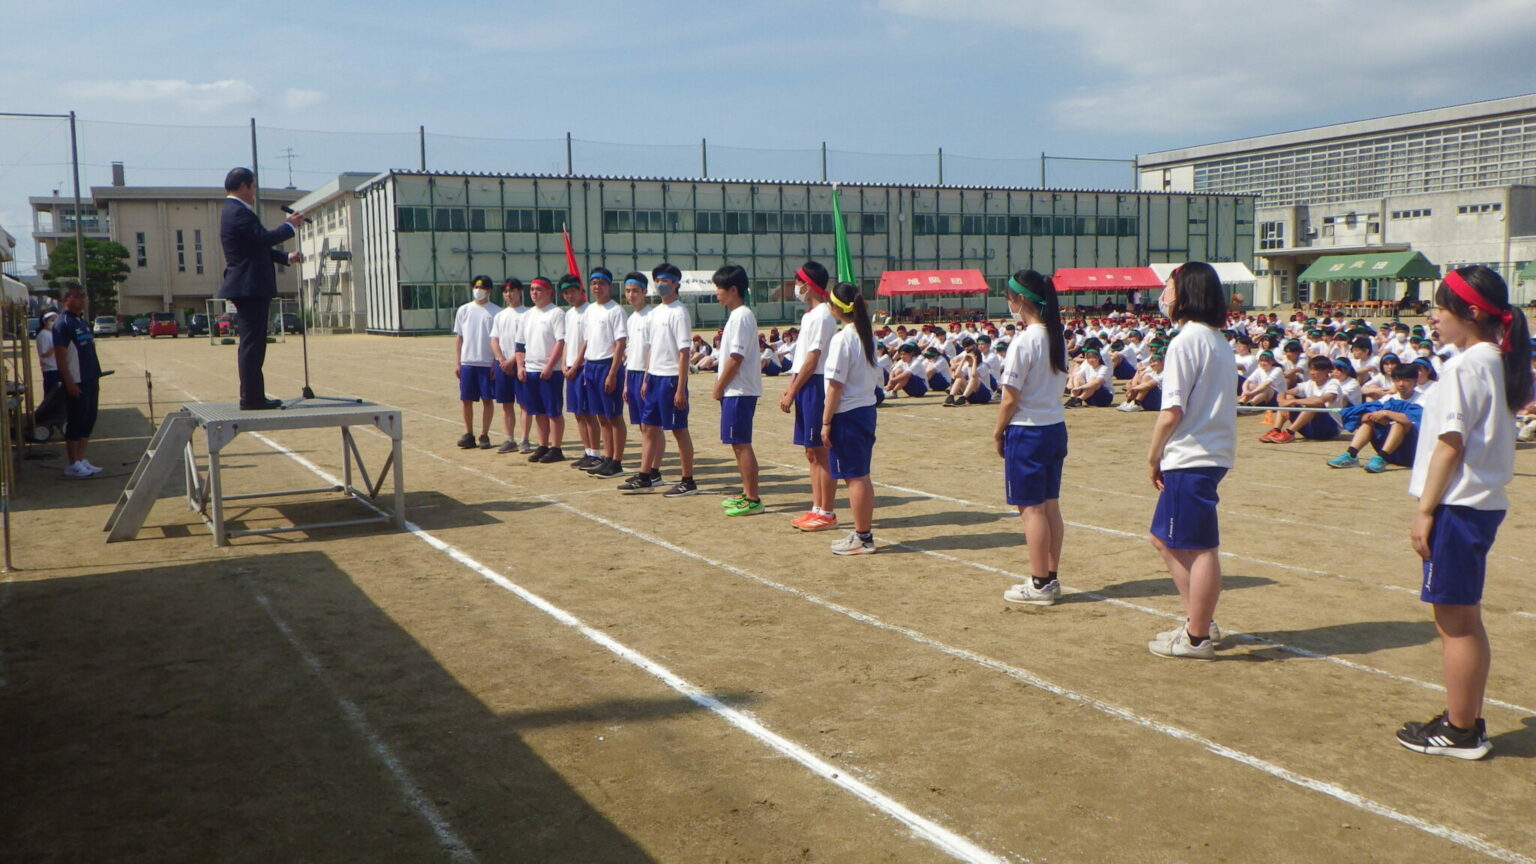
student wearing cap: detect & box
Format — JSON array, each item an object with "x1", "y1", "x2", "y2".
[
  {"x1": 711, "y1": 265, "x2": 763, "y2": 517},
  {"x1": 994, "y1": 270, "x2": 1070, "y2": 605},
  {"x1": 883, "y1": 343, "x2": 927, "y2": 398},
  {"x1": 822, "y1": 281, "x2": 880, "y2": 555},
  {"x1": 621, "y1": 272, "x2": 652, "y2": 464},
  {"x1": 453, "y1": 275, "x2": 500, "y2": 449},
  {"x1": 1397, "y1": 265, "x2": 1531, "y2": 760},
  {"x1": 778, "y1": 261, "x2": 838, "y2": 531},
  {"x1": 515, "y1": 277, "x2": 567, "y2": 462},
  {"x1": 1361, "y1": 352, "x2": 1400, "y2": 401},
  {"x1": 1145, "y1": 263, "x2": 1237, "y2": 660},
  {"x1": 619, "y1": 263, "x2": 697, "y2": 496},
  {"x1": 579, "y1": 267, "x2": 630, "y2": 478},
  {"x1": 36, "y1": 310, "x2": 61, "y2": 395},
  {"x1": 922, "y1": 346, "x2": 951, "y2": 392},
  {"x1": 559, "y1": 275, "x2": 601, "y2": 469},
  {"x1": 489, "y1": 278, "x2": 529, "y2": 454},
  {"x1": 1065, "y1": 348, "x2": 1113, "y2": 407},
  {"x1": 1327, "y1": 362, "x2": 1425, "y2": 473}
]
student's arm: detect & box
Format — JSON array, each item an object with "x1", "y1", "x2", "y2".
[
  {"x1": 993, "y1": 385, "x2": 1020, "y2": 457},
  {"x1": 1146, "y1": 406, "x2": 1182, "y2": 491},
  {"x1": 515, "y1": 344, "x2": 528, "y2": 381},
  {"x1": 779, "y1": 349, "x2": 821, "y2": 412},
  {"x1": 821, "y1": 378, "x2": 844, "y2": 444},
  {"x1": 454, "y1": 334, "x2": 463, "y2": 378},
  {"x1": 608, "y1": 337, "x2": 626, "y2": 393},
  {"x1": 1410, "y1": 431, "x2": 1465, "y2": 559},
  {"x1": 714, "y1": 351, "x2": 742, "y2": 401},
  {"x1": 54, "y1": 340, "x2": 79, "y2": 398},
  {"x1": 542, "y1": 340, "x2": 563, "y2": 379}
]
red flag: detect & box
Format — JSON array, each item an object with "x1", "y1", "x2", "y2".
[{"x1": 563, "y1": 225, "x2": 581, "y2": 279}]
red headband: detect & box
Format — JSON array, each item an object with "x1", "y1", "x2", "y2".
[
  {"x1": 796, "y1": 268, "x2": 828, "y2": 298},
  {"x1": 1443, "y1": 270, "x2": 1515, "y2": 352}
]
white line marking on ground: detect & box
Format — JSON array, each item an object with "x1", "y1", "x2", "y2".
[
  {"x1": 244, "y1": 431, "x2": 1011, "y2": 864},
  {"x1": 245, "y1": 577, "x2": 478, "y2": 862}
]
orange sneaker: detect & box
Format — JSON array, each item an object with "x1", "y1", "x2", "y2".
[
  {"x1": 1258, "y1": 428, "x2": 1281, "y2": 443},
  {"x1": 790, "y1": 510, "x2": 817, "y2": 529},
  {"x1": 797, "y1": 512, "x2": 839, "y2": 532},
  {"x1": 1272, "y1": 429, "x2": 1296, "y2": 443}
]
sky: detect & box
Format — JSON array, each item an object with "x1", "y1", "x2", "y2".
[{"x1": 6, "y1": 0, "x2": 1536, "y2": 271}]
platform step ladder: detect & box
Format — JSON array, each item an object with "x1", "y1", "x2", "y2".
[{"x1": 103, "y1": 410, "x2": 196, "y2": 542}]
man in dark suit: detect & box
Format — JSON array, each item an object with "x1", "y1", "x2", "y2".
[{"x1": 218, "y1": 166, "x2": 305, "y2": 409}]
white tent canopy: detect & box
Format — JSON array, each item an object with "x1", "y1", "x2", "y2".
[
  {"x1": 1148, "y1": 262, "x2": 1256, "y2": 285},
  {"x1": 1, "y1": 274, "x2": 27, "y2": 304}
]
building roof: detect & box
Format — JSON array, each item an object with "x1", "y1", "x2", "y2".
[
  {"x1": 291, "y1": 172, "x2": 378, "y2": 211},
  {"x1": 90, "y1": 185, "x2": 309, "y2": 204},
  {"x1": 1138, "y1": 92, "x2": 1536, "y2": 167},
  {"x1": 356, "y1": 169, "x2": 1251, "y2": 199}
]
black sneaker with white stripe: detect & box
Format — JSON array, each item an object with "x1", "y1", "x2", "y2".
[{"x1": 1395, "y1": 712, "x2": 1491, "y2": 760}]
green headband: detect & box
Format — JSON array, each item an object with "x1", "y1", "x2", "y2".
[{"x1": 1007, "y1": 276, "x2": 1049, "y2": 307}]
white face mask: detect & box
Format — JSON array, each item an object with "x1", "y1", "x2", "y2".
[
  {"x1": 473, "y1": 288, "x2": 489, "y2": 302},
  {"x1": 1416, "y1": 349, "x2": 1431, "y2": 358}
]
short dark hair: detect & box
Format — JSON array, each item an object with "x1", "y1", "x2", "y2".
[
  {"x1": 558, "y1": 273, "x2": 583, "y2": 291},
  {"x1": 623, "y1": 271, "x2": 648, "y2": 287},
  {"x1": 588, "y1": 266, "x2": 613, "y2": 282},
  {"x1": 712, "y1": 264, "x2": 749, "y2": 293},
  {"x1": 1168, "y1": 261, "x2": 1226, "y2": 328},
  {"x1": 652, "y1": 262, "x2": 682, "y2": 282},
  {"x1": 797, "y1": 260, "x2": 830, "y2": 292},
  {"x1": 502, "y1": 277, "x2": 524, "y2": 291},
  {"x1": 224, "y1": 167, "x2": 255, "y2": 193},
  {"x1": 1391, "y1": 363, "x2": 1420, "y2": 380},
  {"x1": 1307, "y1": 355, "x2": 1334, "y2": 371}
]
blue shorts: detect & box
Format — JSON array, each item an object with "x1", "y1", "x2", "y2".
[
  {"x1": 514, "y1": 369, "x2": 532, "y2": 409},
  {"x1": 1140, "y1": 385, "x2": 1163, "y2": 412},
  {"x1": 829, "y1": 405, "x2": 876, "y2": 480},
  {"x1": 1085, "y1": 386, "x2": 1113, "y2": 407},
  {"x1": 792, "y1": 375, "x2": 826, "y2": 447},
  {"x1": 1004, "y1": 422, "x2": 1068, "y2": 507},
  {"x1": 720, "y1": 395, "x2": 757, "y2": 444},
  {"x1": 641, "y1": 374, "x2": 688, "y2": 430},
  {"x1": 967, "y1": 384, "x2": 993, "y2": 404},
  {"x1": 1293, "y1": 410, "x2": 1339, "y2": 440},
  {"x1": 1150, "y1": 466, "x2": 1228, "y2": 550},
  {"x1": 566, "y1": 374, "x2": 589, "y2": 416},
  {"x1": 492, "y1": 364, "x2": 518, "y2": 404},
  {"x1": 764, "y1": 360, "x2": 783, "y2": 377},
  {"x1": 624, "y1": 369, "x2": 646, "y2": 425},
  {"x1": 1421, "y1": 505, "x2": 1504, "y2": 605},
  {"x1": 902, "y1": 375, "x2": 928, "y2": 397},
  {"x1": 1371, "y1": 424, "x2": 1417, "y2": 467},
  {"x1": 1113, "y1": 358, "x2": 1137, "y2": 380},
  {"x1": 524, "y1": 374, "x2": 564, "y2": 417},
  {"x1": 42, "y1": 369, "x2": 62, "y2": 395},
  {"x1": 458, "y1": 365, "x2": 493, "y2": 402},
  {"x1": 582, "y1": 358, "x2": 624, "y2": 418},
  {"x1": 929, "y1": 372, "x2": 951, "y2": 391}
]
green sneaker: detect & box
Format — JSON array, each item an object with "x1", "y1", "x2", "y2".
[
  {"x1": 721, "y1": 493, "x2": 748, "y2": 508},
  {"x1": 724, "y1": 498, "x2": 764, "y2": 517}
]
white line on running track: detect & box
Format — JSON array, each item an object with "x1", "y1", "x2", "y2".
[
  {"x1": 243, "y1": 431, "x2": 1010, "y2": 864},
  {"x1": 245, "y1": 577, "x2": 478, "y2": 863},
  {"x1": 146, "y1": 362, "x2": 1532, "y2": 862}
]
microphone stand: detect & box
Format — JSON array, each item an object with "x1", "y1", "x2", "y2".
[{"x1": 283, "y1": 235, "x2": 361, "y2": 409}]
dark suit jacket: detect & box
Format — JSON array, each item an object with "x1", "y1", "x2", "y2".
[{"x1": 217, "y1": 197, "x2": 295, "y2": 300}]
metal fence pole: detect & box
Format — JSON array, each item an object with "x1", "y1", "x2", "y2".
[
  {"x1": 68, "y1": 111, "x2": 87, "y2": 306},
  {"x1": 419, "y1": 125, "x2": 426, "y2": 171},
  {"x1": 937, "y1": 147, "x2": 943, "y2": 185}
]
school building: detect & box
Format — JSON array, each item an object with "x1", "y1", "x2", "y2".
[
  {"x1": 353, "y1": 170, "x2": 1255, "y2": 334},
  {"x1": 1138, "y1": 93, "x2": 1536, "y2": 306}
]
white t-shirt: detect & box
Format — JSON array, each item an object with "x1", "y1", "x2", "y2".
[
  {"x1": 1298, "y1": 378, "x2": 1343, "y2": 407},
  {"x1": 520, "y1": 304, "x2": 565, "y2": 373},
  {"x1": 1234, "y1": 352, "x2": 1258, "y2": 377},
  {"x1": 824, "y1": 326, "x2": 879, "y2": 412},
  {"x1": 761, "y1": 347, "x2": 778, "y2": 368},
  {"x1": 37, "y1": 325, "x2": 57, "y2": 372},
  {"x1": 583, "y1": 299, "x2": 627, "y2": 362},
  {"x1": 791, "y1": 304, "x2": 836, "y2": 375},
  {"x1": 453, "y1": 301, "x2": 500, "y2": 366},
  {"x1": 998, "y1": 324, "x2": 1067, "y2": 427},
  {"x1": 1409, "y1": 342, "x2": 1514, "y2": 510},
  {"x1": 490, "y1": 306, "x2": 524, "y2": 363},
  {"x1": 1159, "y1": 321, "x2": 1237, "y2": 471},
  {"x1": 625, "y1": 306, "x2": 651, "y2": 372},
  {"x1": 1245, "y1": 365, "x2": 1284, "y2": 392},
  {"x1": 646, "y1": 299, "x2": 692, "y2": 377},
  {"x1": 1083, "y1": 362, "x2": 1111, "y2": 389},
  {"x1": 719, "y1": 304, "x2": 762, "y2": 398},
  {"x1": 563, "y1": 302, "x2": 588, "y2": 368},
  {"x1": 775, "y1": 340, "x2": 796, "y2": 364},
  {"x1": 1336, "y1": 376, "x2": 1364, "y2": 407},
  {"x1": 982, "y1": 351, "x2": 1002, "y2": 386}
]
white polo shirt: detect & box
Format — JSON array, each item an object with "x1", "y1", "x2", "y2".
[
  {"x1": 453, "y1": 301, "x2": 500, "y2": 366},
  {"x1": 1158, "y1": 320, "x2": 1237, "y2": 471},
  {"x1": 719, "y1": 304, "x2": 762, "y2": 398},
  {"x1": 520, "y1": 304, "x2": 565, "y2": 373},
  {"x1": 625, "y1": 306, "x2": 652, "y2": 373},
  {"x1": 790, "y1": 304, "x2": 836, "y2": 375},
  {"x1": 1409, "y1": 341, "x2": 1514, "y2": 510},
  {"x1": 562, "y1": 302, "x2": 588, "y2": 368},
  {"x1": 646, "y1": 299, "x2": 692, "y2": 377},
  {"x1": 997, "y1": 324, "x2": 1066, "y2": 427},
  {"x1": 490, "y1": 305, "x2": 525, "y2": 362},
  {"x1": 824, "y1": 326, "x2": 878, "y2": 412},
  {"x1": 583, "y1": 299, "x2": 627, "y2": 362}
]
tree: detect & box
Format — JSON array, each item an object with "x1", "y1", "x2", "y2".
[{"x1": 44, "y1": 237, "x2": 130, "y2": 316}]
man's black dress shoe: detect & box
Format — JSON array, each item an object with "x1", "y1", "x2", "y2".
[{"x1": 239, "y1": 398, "x2": 283, "y2": 410}]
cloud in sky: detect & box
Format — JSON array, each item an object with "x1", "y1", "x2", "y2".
[
  {"x1": 280, "y1": 89, "x2": 326, "y2": 111},
  {"x1": 63, "y1": 78, "x2": 262, "y2": 113},
  {"x1": 877, "y1": 0, "x2": 1536, "y2": 135}
]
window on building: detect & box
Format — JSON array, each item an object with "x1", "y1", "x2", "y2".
[
  {"x1": 176, "y1": 229, "x2": 185, "y2": 272},
  {"x1": 696, "y1": 211, "x2": 724, "y2": 233},
  {"x1": 536, "y1": 208, "x2": 568, "y2": 234},
  {"x1": 603, "y1": 209, "x2": 630, "y2": 233},
  {"x1": 135, "y1": 232, "x2": 147, "y2": 268},
  {"x1": 399, "y1": 284, "x2": 434, "y2": 310},
  {"x1": 397, "y1": 206, "x2": 431, "y2": 231},
  {"x1": 1457, "y1": 202, "x2": 1502, "y2": 214},
  {"x1": 753, "y1": 212, "x2": 780, "y2": 233},
  {"x1": 469, "y1": 207, "x2": 499, "y2": 231},
  {"x1": 505, "y1": 209, "x2": 537, "y2": 232},
  {"x1": 194, "y1": 229, "x2": 203, "y2": 274},
  {"x1": 434, "y1": 207, "x2": 468, "y2": 232},
  {"x1": 808, "y1": 213, "x2": 835, "y2": 234},
  {"x1": 859, "y1": 213, "x2": 887, "y2": 234},
  {"x1": 724, "y1": 212, "x2": 753, "y2": 235},
  {"x1": 781, "y1": 212, "x2": 807, "y2": 233}
]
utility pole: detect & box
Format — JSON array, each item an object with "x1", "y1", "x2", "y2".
[
  {"x1": 68, "y1": 111, "x2": 86, "y2": 302},
  {"x1": 250, "y1": 119, "x2": 261, "y2": 212},
  {"x1": 419, "y1": 125, "x2": 427, "y2": 171},
  {"x1": 278, "y1": 147, "x2": 300, "y2": 188}
]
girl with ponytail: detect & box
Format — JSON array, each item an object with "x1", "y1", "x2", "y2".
[
  {"x1": 993, "y1": 270, "x2": 1070, "y2": 606},
  {"x1": 1396, "y1": 265, "x2": 1529, "y2": 760},
  {"x1": 821, "y1": 281, "x2": 880, "y2": 556}
]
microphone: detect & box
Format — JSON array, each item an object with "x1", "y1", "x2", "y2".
[{"x1": 281, "y1": 205, "x2": 308, "y2": 222}]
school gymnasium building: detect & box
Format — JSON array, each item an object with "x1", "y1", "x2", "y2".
[
  {"x1": 1138, "y1": 92, "x2": 1536, "y2": 308},
  {"x1": 326, "y1": 171, "x2": 1255, "y2": 334}
]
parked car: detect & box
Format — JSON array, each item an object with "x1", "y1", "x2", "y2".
[
  {"x1": 215, "y1": 313, "x2": 235, "y2": 336},
  {"x1": 149, "y1": 312, "x2": 180, "y2": 338},
  {"x1": 118, "y1": 315, "x2": 137, "y2": 336},
  {"x1": 93, "y1": 315, "x2": 120, "y2": 337},
  {"x1": 273, "y1": 312, "x2": 304, "y2": 334},
  {"x1": 131, "y1": 318, "x2": 151, "y2": 336},
  {"x1": 187, "y1": 313, "x2": 209, "y2": 336}
]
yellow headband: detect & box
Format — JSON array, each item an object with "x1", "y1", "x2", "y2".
[{"x1": 828, "y1": 290, "x2": 855, "y2": 314}]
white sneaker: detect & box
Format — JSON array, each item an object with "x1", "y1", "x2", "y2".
[
  {"x1": 81, "y1": 459, "x2": 105, "y2": 474},
  {"x1": 1003, "y1": 580, "x2": 1061, "y2": 606},
  {"x1": 63, "y1": 462, "x2": 92, "y2": 479},
  {"x1": 830, "y1": 531, "x2": 876, "y2": 556},
  {"x1": 1115, "y1": 401, "x2": 1140, "y2": 412},
  {"x1": 1148, "y1": 624, "x2": 1216, "y2": 660},
  {"x1": 1518, "y1": 420, "x2": 1536, "y2": 442},
  {"x1": 1154, "y1": 620, "x2": 1222, "y2": 644}
]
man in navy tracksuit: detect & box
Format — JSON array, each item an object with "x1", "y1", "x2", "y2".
[{"x1": 217, "y1": 167, "x2": 305, "y2": 409}]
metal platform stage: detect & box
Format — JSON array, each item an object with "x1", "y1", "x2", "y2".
[{"x1": 105, "y1": 401, "x2": 404, "y2": 546}]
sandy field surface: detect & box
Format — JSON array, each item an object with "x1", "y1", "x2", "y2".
[{"x1": 2, "y1": 329, "x2": 1533, "y2": 863}]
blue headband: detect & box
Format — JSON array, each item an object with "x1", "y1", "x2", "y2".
[
  {"x1": 624, "y1": 278, "x2": 645, "y2": 287},
  {"x1": 588, "y1": 272, "x2": 611, "y2": 284}
]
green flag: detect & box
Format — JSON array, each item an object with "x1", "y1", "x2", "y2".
[{"x1": 831, "y1": 184, "x2": 856, "y2": 285}]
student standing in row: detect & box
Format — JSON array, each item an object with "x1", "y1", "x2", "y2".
[
  {"x1": 620, "y1": 272, "x2": 652, "y2": 471},
  {"x1": 822, "y1": 281, "x2": 880, "y2": 555},
  {"x1": 560, "y1": 276, "x2": 599, "y2": 469},
  {"x1": 620, "y1": 264, "x2": 697, "y2": 496},
  {"x1": 1397, "y1": 265, "x2": 1531, "y2": 760},
  {"x1": 453, "y1": 275, "x2": 499, "y2": 449},
  {"x1": 517, "y1": 277, "x2": 566, "y2": 463},
  {"x1": 489, "y1": 278, "x2": 526, "y2": 453},
  {"x1": 1145, "y1": 262, "x2": 1236, "y2": 661},
  {"x1": 779, "y1": 261, "x2": 838, "y2": 531},
  {"x1": 53, "y1": 286, "x2": 104, "y2": 478},
  {"x1": 580, "y1": 267, "x2": 629, "y2": 478},
  {"x1": 711, "y1": 264, "x2": 763, "y2": 516},
  {"x1": 993, "y1": 270, "x2": 1069, "y2": 605}
]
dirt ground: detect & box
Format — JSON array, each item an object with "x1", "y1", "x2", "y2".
[{"x1": 2, "y1": 328, "x2": 1533, "y2": 864}]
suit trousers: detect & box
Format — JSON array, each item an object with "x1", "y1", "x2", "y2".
[{"x1": 232, "y1": 296, "x2": 271, "y2": 404}]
